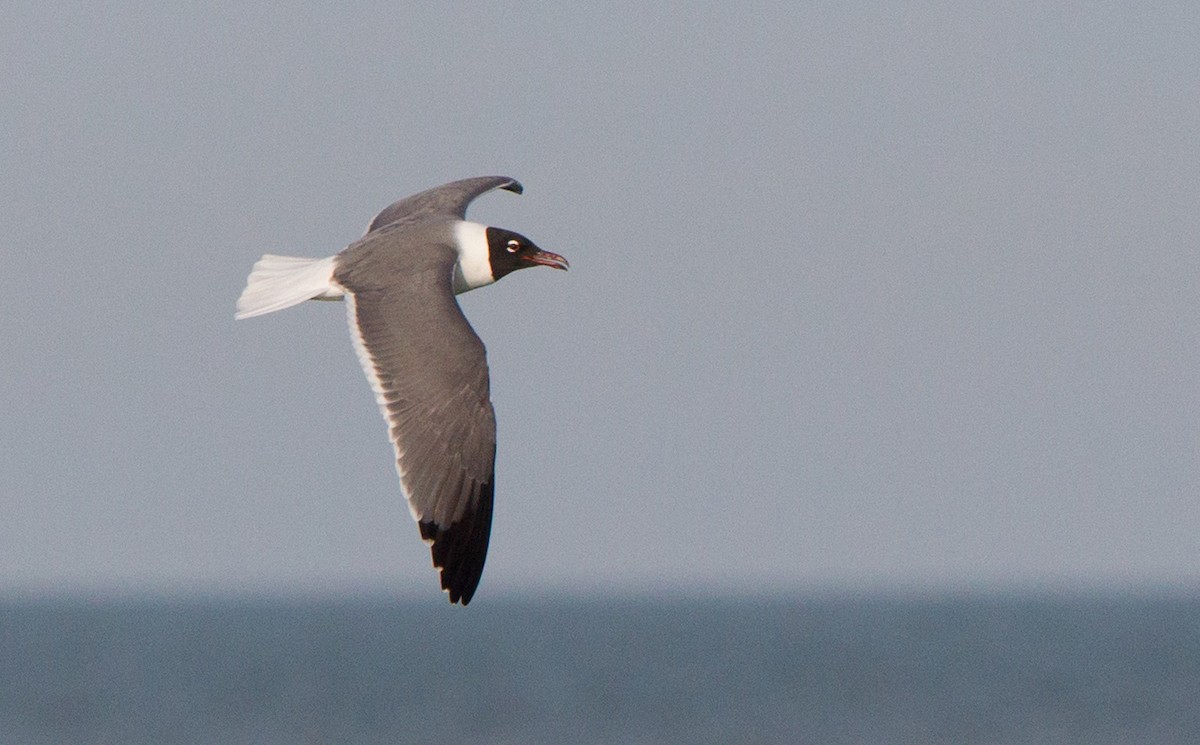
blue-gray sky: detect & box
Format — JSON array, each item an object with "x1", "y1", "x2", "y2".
[{"x1": 2, "y1": 3, "x2": 1197, "y2": 597}]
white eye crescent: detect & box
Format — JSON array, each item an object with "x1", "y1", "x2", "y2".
[{"x1": 506, "y1": 239, "x2": 520, "y2": 253}]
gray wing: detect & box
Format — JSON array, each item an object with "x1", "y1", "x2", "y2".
[
  {"x1": 334, "y1": 237, "x2": 497, "y2": 604},
  {"x1": 365, "y1": 176, "x2": 523, "y2": 234}
]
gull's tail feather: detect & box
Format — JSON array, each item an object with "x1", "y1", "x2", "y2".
[{"x1": 235, "y1": 254, "x2": 341, "y2": 320}]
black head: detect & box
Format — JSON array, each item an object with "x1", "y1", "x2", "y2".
[{"x1": 486, "y1": 227, "x2": 569, "y2": 281}]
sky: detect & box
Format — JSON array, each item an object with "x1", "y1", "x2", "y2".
[{"x1": 2, "y1": 3, "x2": 1197, "y2": 599}]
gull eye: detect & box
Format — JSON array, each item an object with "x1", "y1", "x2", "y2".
[{"x1": 506, "y1": 239, "x2": 520, "y2": 253}]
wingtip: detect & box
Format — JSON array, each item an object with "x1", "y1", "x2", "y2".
[
  {"x1": 502, "y1": 179, "x2": 524, "y2": 195},
  {"x1": 418, "y1": 482, "x2": 493, "y2": 607},
  {"x1": 421, "y1": 518, "x2": 487, "y2": 606},
  {"x1": 417, "y1": 522, "x2": 474, "y2": 606}
]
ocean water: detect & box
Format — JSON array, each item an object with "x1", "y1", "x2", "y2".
[{"x1": 1, "y1": 593, "x2": 1198, "y2": 744}]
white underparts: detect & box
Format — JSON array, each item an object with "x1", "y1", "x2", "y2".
[
  {"x1": 234, "y1": 254, "x2": 341, "y2": 319},
  {"x1": 452, "y1": 221, "x2": 495, "y2": 294}
]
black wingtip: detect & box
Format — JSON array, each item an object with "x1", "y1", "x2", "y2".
[
  {"x1": 502, "y1": 179, "x2": 524, "y2": 195},
  {"x1": 418, "y1": 481, "x2": 495, "y2": 606}
]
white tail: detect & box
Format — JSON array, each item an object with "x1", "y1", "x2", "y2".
[{"x1": 235, "y1": 254, "x2": 341, "y2": 320}]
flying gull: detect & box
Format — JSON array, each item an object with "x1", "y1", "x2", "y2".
[{"x1": 235, "y1": 176, "x2": 568, "y2": 604}]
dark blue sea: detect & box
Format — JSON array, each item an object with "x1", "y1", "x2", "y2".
[{"x1": 2, "y1": 593, "x2": 1198, "y2": 744}]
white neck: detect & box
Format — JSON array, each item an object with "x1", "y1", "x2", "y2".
[{"x1": 452, "y1": 221, "x2": 495, "y2": 294}]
